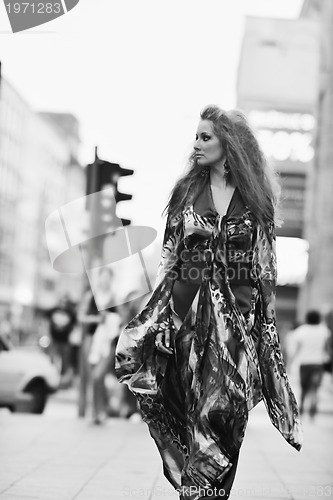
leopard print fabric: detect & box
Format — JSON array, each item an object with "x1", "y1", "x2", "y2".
[{"x1": 115, "y1": 200, "x2": 303, "y2": 499}]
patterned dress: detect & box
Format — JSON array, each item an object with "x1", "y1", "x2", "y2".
[{"x1": 115, "y1": 180, "x2": 303, "y2": 500}]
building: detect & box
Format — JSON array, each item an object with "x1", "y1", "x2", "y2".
[
  {"x1": 298, "y1": 0, "x2": 333, "y2": 318},
  {"x1": 36, "y1": 112, "x2": 85, "y2": 310},
  {"x1": 0, "y1": 70, "x2": 85, "y2": 339},
  {"x1": 236, "y1": 15, "x2": 320, "y2": 333}
]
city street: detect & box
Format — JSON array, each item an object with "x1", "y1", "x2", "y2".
[
  {"x1": 1, "y1": 1, "x2": 333, "y2": 499},
  {"x1": 1, "y1": 374, "x2": 332, "y2": 500}
]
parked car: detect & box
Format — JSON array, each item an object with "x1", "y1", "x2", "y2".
[{"x1": 0, "y1": 335, "x2": 60, "y2": 414}]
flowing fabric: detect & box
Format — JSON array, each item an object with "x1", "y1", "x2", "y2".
[{"x1": 115, "y1": 182, "x2": 302, "y2": 499}]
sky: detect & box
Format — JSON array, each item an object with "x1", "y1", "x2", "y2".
[{"x1": 0, "y1": 0, "x2": 304, "y2": 236}]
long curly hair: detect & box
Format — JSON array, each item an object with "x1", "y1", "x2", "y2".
[{"x1": 163, "y1": 105, "x2": 281, "y2": 230}]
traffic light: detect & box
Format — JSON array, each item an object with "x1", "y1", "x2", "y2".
[{"x1": 86, "y1": 148, "x2": 133, "y2": 229}]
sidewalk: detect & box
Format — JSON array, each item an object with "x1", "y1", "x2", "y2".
[{"x1": 1, "y1": 380, "x2": 332, "y2": 500}]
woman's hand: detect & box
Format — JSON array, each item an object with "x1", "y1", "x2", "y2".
[{"x1": 155, "y1": 329, "x2": 173, "y2": 355}]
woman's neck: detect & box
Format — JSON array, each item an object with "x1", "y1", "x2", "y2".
[{"x1": 210, "y1": 162, "x2": 229, "y2": 188}]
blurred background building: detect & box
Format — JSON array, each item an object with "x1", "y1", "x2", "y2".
[
  {"x1": 299, "y1": 0, "x2": 333, "y2": 319},
  {"x1": 0, "y1": 70, "x2": 85, "y2": 341},
  {"x1": 237, "y1": 2, "x2": 333, "y2": 334}
]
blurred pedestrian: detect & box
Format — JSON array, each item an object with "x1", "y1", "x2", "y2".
[
  {"x1": 80, "y1": 267, "x2": 121, "y2": 424},
  {"x1": 77, "y1": 283, "x2": 101, "y2": 417},
  {"x1": 0, "y1": 310, "x2": 13, "y2": 347},
  {"x1": 324, "y1": 310, "x2": 333, "y2": 374},
  {"x1": 88, "y1": 306, "x2": 121, "y2": 423},
  {"x1": 48, "y1": 294, "x2": 76, "y2": 385},
  {"x1": 115, "y1": 105, "x2": 302, "y2": 499},
  {"x1": 289, "y1": 310, "x2": 331, "y2": 418}
]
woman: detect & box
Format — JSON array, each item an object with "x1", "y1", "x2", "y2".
[
  {"x1": 288, "y1": 310, "x2": 331, "y2": 417},
  {"x1": 88, "y1": 267, "x2": 121, "y2": 424},
  {"x1": 115, "y1": 105, "x2": 302, "y2": 499},
  {"x1": 79, "y1": 269, "x2": 120, "y2": 424}
]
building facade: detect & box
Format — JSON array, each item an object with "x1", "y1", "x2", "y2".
[
  {"x1": 299, "y1": 0, "x2": 333, "y2": 317},
  {"x1": 0, "y1": 72, "x2": 85, "y2": 339},
  {"x1": 236, "y1": 15, "x2": 320, "y2": 333}
]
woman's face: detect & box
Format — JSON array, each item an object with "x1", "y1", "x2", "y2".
[{"x1": 194, "y1": 119, "x2": 224, "y2": 167}]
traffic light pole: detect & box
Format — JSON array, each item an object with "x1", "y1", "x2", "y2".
[
  {"x1": 78, "y1": 146, "x2": 101, "y2": 418},
  {"x1": 78, "y1": 150, "x2": 134, "y2": 417}
]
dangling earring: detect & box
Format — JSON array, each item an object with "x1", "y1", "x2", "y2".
[
  {"x1": 223, "y1": 159, "x2": 231, "y2": 180},
  {"x1": 200, "y1": 166, "x2": 209, "y2": 177}
]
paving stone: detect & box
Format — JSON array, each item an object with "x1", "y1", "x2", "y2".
[{"x1": 1, "y1": 387, "x2": 333, "y2": 500}]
